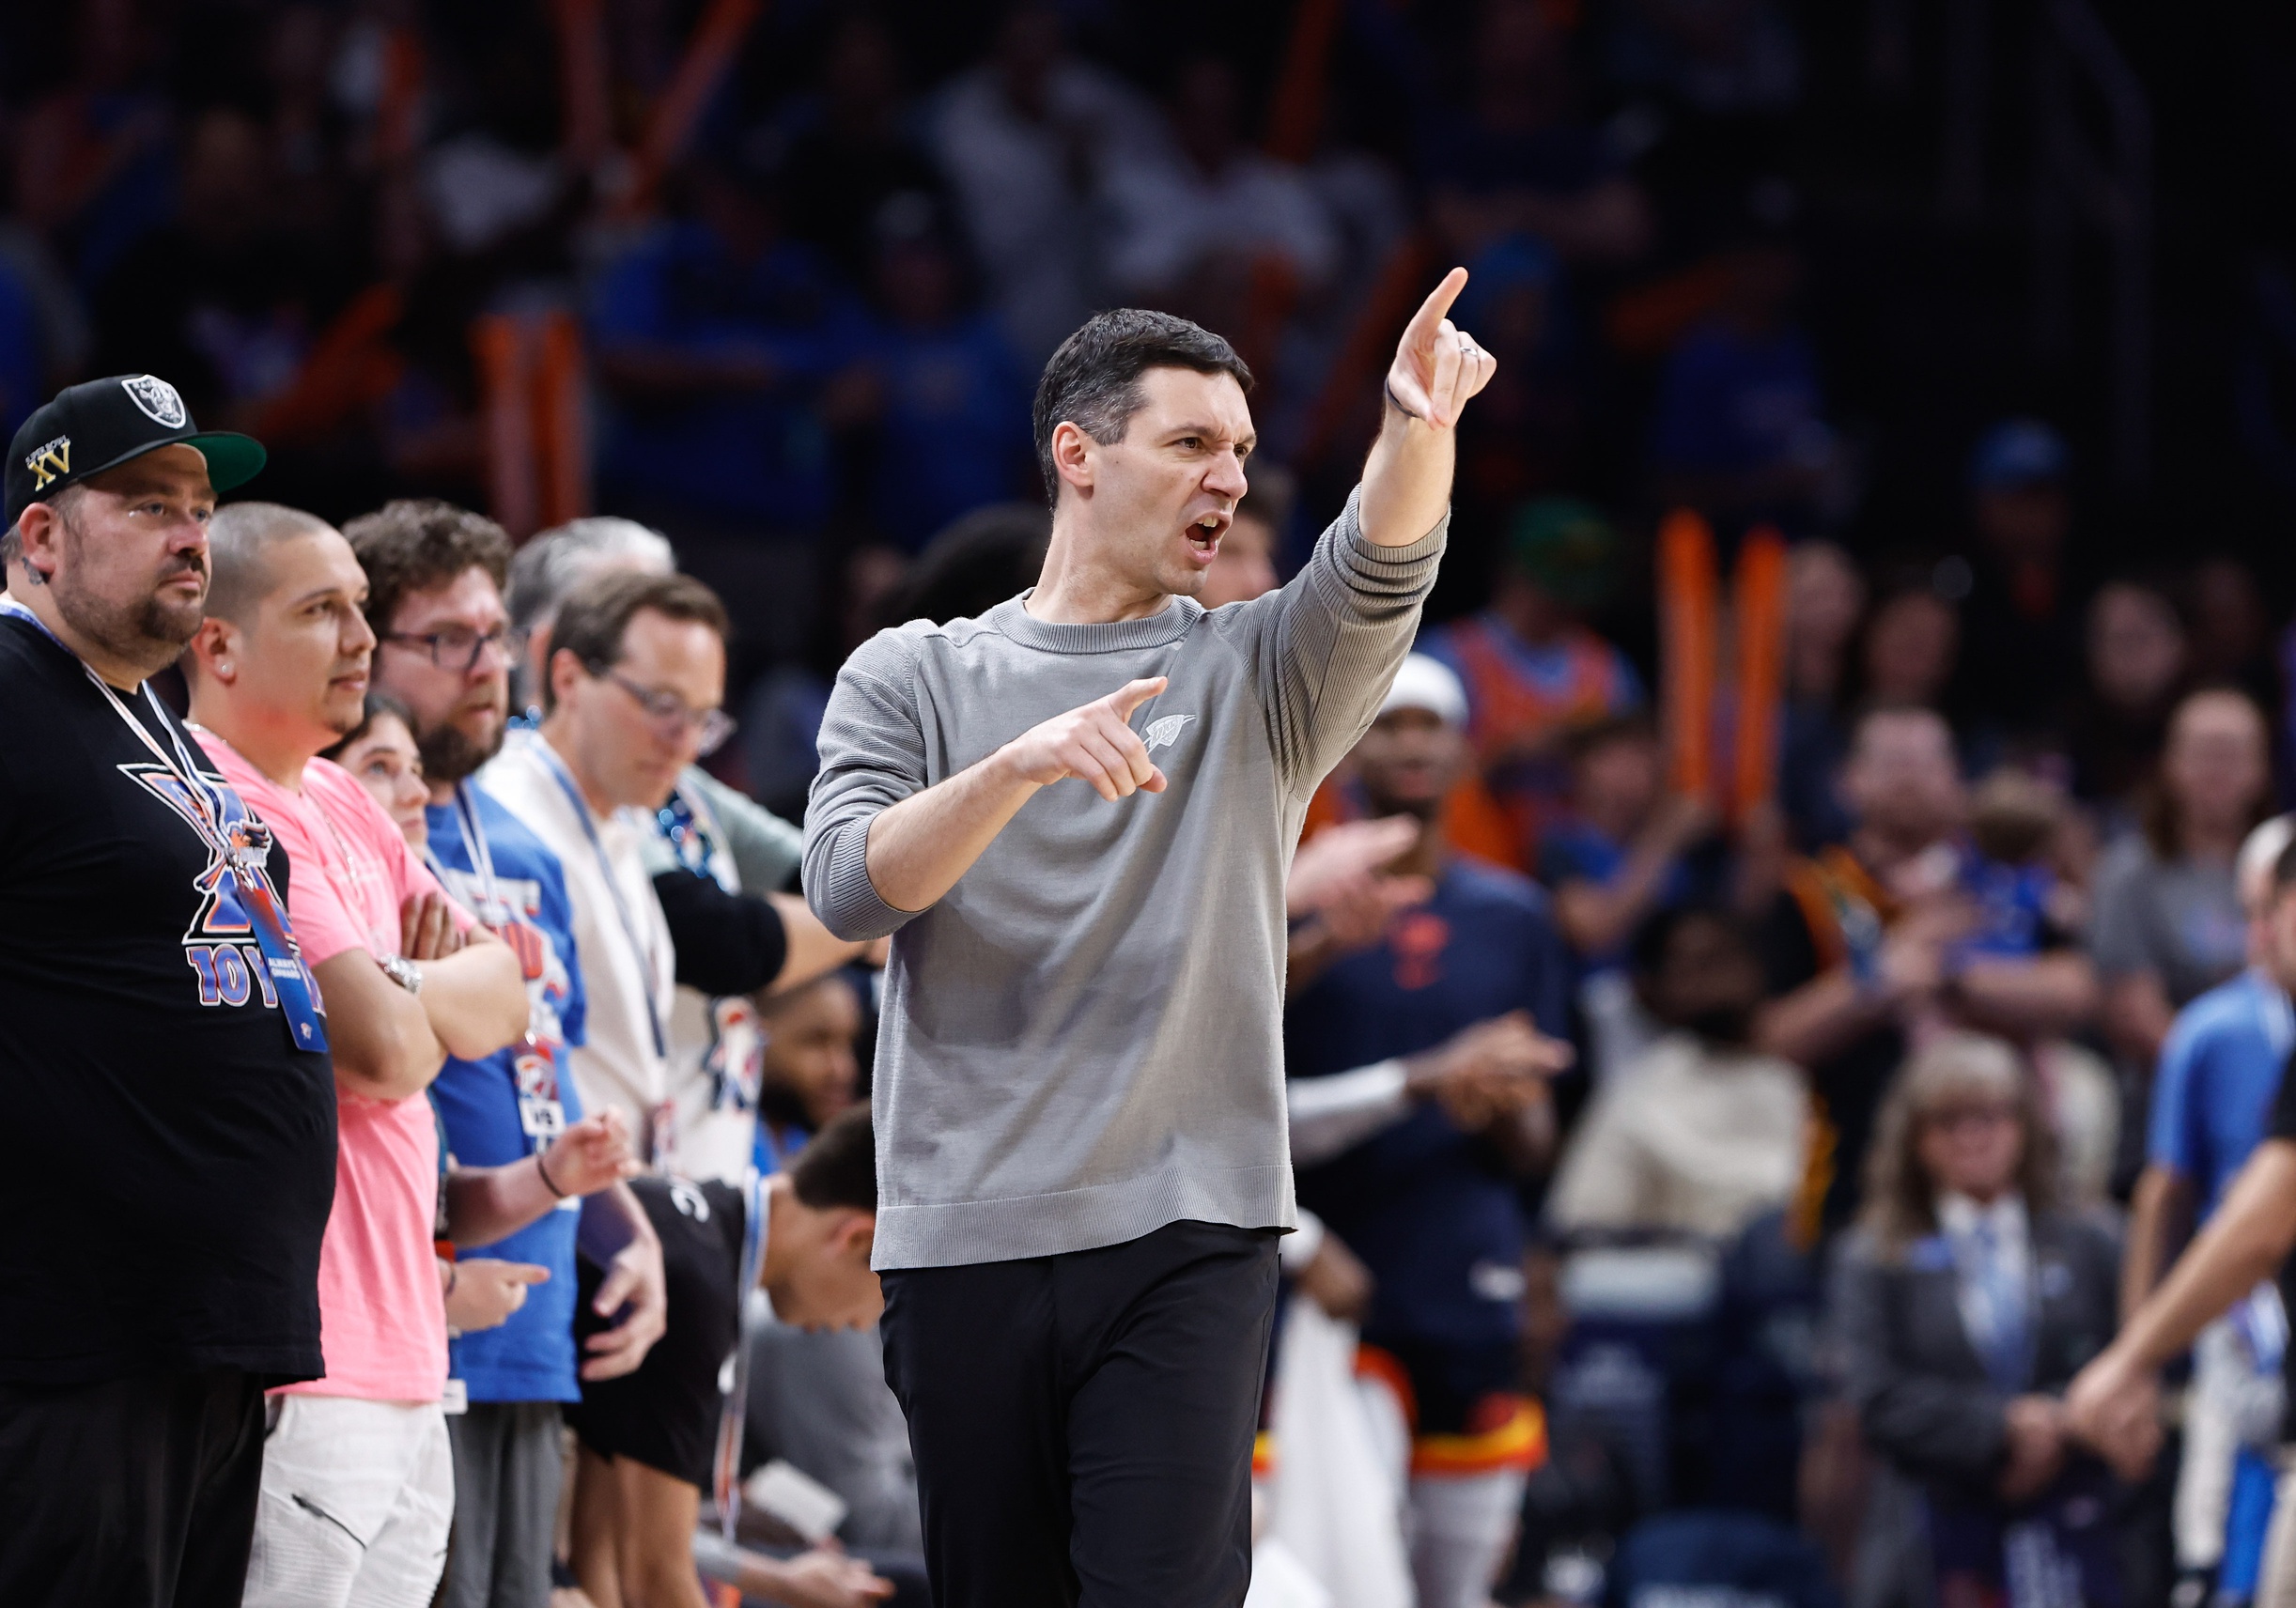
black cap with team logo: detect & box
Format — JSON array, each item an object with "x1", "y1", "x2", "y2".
[{"x1": 6, "y1": 375, "x2": 267, "y2": 528}]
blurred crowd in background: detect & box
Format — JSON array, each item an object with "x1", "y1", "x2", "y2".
[{"x1": 12, "y1": 0, "x2": 2296, "y2": 1605}]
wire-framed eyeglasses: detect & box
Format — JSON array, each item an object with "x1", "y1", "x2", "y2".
[{"x1": 590, "y1": 663, "x2": 736, "y2": 756}]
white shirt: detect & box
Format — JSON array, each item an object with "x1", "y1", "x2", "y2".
[
  {"x1": 1546, "y1": 1033, "x2": 1809, "y2": 1240},
  {"x1": 482, "y1": 733, "x2": 753, "y2": 1183}
]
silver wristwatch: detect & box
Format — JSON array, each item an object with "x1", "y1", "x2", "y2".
[{"x1": 379, "y1": 953, "x2": 425, "y2": 996}]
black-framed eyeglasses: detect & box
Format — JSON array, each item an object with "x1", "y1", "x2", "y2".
[
  {"x1": 383, "y1": 625, "x2": 513, "y2": 675},
  {"x1": 590, "y1": 663, "x2": 736, "y2": 756}
]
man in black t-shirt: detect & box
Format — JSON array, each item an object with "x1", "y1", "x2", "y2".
[{"x1": 0, "y1": 378, "x2": 336, "y2": 1607}]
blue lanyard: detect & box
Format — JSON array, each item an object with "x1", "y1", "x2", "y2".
[
  {"x1": 1, "y1": 599, "x2": 330, "y2": 1054},
  {"x1": 425, "y1": 781, "x2": 507, "y2": 926},
  {"x1": 534, "y1": 740, "x2": 667, "y2": 1061}
]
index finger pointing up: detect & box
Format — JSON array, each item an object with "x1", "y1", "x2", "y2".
[
  {"x1": 1403, "y1": 267, "x2": 1470, "y2": 353},
  {"x1": 1106, "y1": 676, "x2": 1168, "y2": 719}
]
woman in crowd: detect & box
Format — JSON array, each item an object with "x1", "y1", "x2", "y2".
[
  {"x1": 325, "y1": 691, "x2": 430, "y2": 846},
  {"x1": 1830, "y1": 1033, "x2": 2123, "y2": 1608},
  {"x1": 2091, "y1": 688, "x2": 2273, "y2": 1075}
]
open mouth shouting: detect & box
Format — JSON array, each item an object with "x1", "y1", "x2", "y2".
[{"x1": 1185, "y1": 510, "x2": 1231, "y2": 565}]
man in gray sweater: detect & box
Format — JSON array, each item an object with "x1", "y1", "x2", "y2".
[{"x1": 803, "y1": 272, "x2": 1495, "y2": 1607}]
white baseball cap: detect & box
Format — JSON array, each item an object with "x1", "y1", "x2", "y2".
[
  {"x1": 1378, "y1": 653, "x2": 1468, "y2": 728},
  {"x1": 2238, "y1": 814, "x2": 2296, "y2": 910}
]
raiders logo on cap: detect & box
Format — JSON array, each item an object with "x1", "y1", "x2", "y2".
[
  {"x1": 5, "y1": 375, "x2": 265, "y2": 529},
  {"x1": 120, "y1": 375, "x2": 190, "y2": 430}
]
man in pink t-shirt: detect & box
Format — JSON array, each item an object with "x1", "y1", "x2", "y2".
[{"x1": 185, "y1": 502, "x2": 530, "y2": 1608}]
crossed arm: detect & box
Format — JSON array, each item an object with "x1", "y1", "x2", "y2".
[{"x1": 319, "y1": 892, "x2": 528, "y2": 1102}]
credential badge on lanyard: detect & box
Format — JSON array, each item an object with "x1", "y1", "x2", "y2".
[
  {"x1": 1, "y1": 599, "x2": 330, "y2": 1053},
  {"x1": 535, "y1": 743, "x2": 669, "y2": 1063},
  {"x1": 425, "y1": 782, "x2": 566, "y2": 1149}
]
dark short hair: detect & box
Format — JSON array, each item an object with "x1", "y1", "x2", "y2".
[
  {"x1": 545, "y1": 568, "x2": 729, "y2": 712},
  {"x1": 884, "y1": 502, "x2": 1049, "y2": 626},
  {"x1": 1628, "y1": 903, "x2": 1753, "y2": 980},
  {"x1": 789, "y1": 1105, "x2": 877, "y2": 1213},
  {"x1": 1032, "y1": 308, "x2": 1252, "y2": 502},
  {"x1": 204, "y1": 501, "x2": 336, "y2": 626},
  {"x1": 319, "y1": 689, "x2": 417, "y2": 765},
  {"x1": 341, "y1": 500, "x2": 512, "y2": 637}
]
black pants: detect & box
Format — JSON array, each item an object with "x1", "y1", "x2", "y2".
[
  {"x1": 879, "y1": 1220, "x2": 1280, "y2": 1608},
  {"x1": 0, "y1": 1368, "x2": 268, "y2": 1607}
]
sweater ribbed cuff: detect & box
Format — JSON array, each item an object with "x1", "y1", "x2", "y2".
[{"x1": 814, "y1": 817, "x2": 918, "y2": 940}]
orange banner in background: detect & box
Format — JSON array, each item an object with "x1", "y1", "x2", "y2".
[
  {"x1": 473, "y1": 310, "x2": 592, "y2": 540},
  {"x1": 1731, "y1": 525, "x2": 1788, "y2": 823},
  {"x1": 1264, "y1": 0, "x2": 1345, "y2": 164},
  {"x1": 622, "y1": 0, "x2": 766, "y2": 215},
  {"x1": 551, "y1": 0, "x2": 615, "y2": 170},
  {"x1": 1657, "y1": 508, "x2": 1718, "y2": 803}
]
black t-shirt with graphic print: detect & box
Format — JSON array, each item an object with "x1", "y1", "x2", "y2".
[{"x1": 0, "y1": 615, "x2": 335, "y2": 1384}]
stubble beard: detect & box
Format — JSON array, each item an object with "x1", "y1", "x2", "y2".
[
  {"x1": 51, "y1": 560, "x2": 207, "y2": 681},
  {"x1": 416, "y1": 697, "x2": 509, "y2": 785},
  {"x1": 1154, "y1": 544, "x2": 1207, "y2": 603}
]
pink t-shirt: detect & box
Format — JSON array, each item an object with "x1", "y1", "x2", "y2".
[{"x1": 203, "y1": 736, "x2": 452, "y2": 1403}]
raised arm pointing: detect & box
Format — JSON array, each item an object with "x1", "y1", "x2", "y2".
[{"x1": 1361, "y1": 266, "x2": 1497, "y2": 549}]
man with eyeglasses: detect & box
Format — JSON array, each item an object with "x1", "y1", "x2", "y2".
[
  {"x1": 478, "y1": 565, "x2": 887, "y2": 1608},
  {"x1": 345, "y1": 498, "x2": 671, "y2": 1608}
]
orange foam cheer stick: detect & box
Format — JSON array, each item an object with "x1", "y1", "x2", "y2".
[
  {"x1": 1657, "y1": 508, "x2": 1718, "y2": 803},
  {"x1": 1731, "y1": 525, "x2": 1788, "y2": 823}
]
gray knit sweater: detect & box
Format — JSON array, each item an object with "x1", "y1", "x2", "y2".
[{"x1": 803, "y1": 488, "x2": 1446, "y2": 1269}]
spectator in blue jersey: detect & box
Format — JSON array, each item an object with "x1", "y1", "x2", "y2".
[
  {"x1": 845, "y1": 193, "x2": 1034, "y2": 550},
  {"x1": 345, "y1": 499, "x2": 672, "y2": 1608},
  {"x1": 588, "y1": 152, "x2": 867, "y2": 536},
  {"x1": 2121, "y1": 813, "x2": 2296, "y2": 1599},
  {"x1": 1284, "y1": 652, "x2": 1575, "y2": 1608}
]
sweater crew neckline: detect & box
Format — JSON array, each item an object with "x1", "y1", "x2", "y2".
[{"x1": 988, "y1": 592, "x2": 1203, "y2": 655}]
